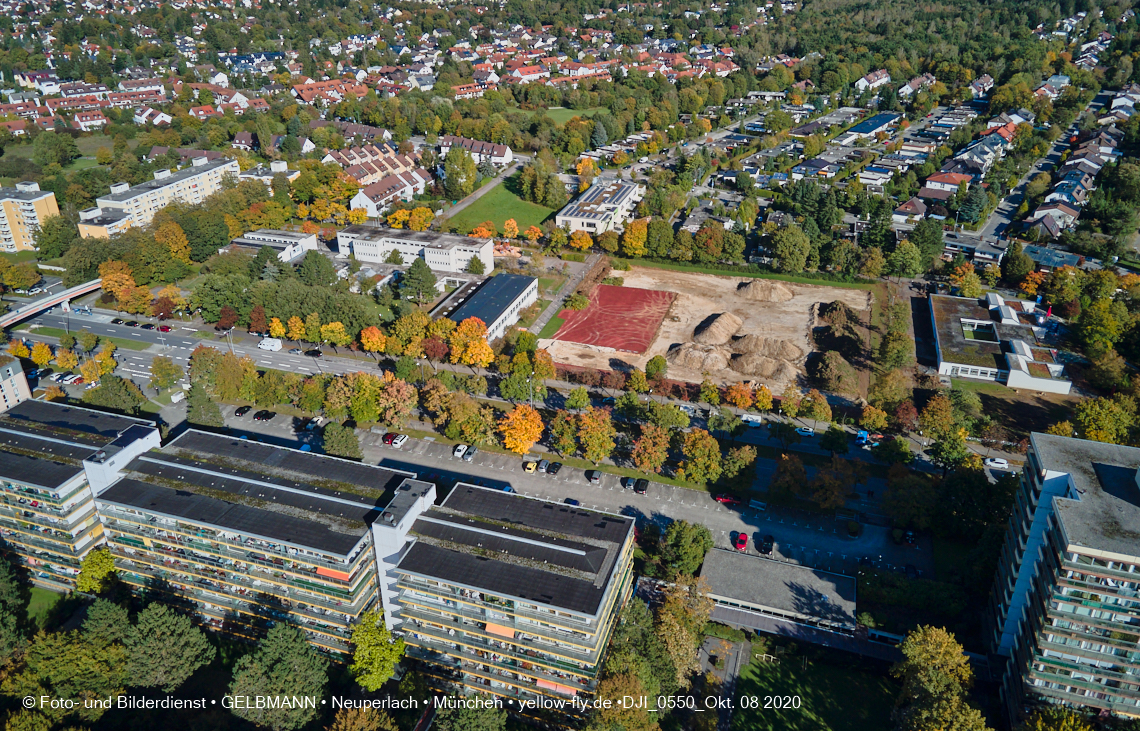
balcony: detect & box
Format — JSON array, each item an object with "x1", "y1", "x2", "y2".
[
  {"x1": 1029, "y1": 666, "x2": 1140, "y2": 703},
  {"x1": 405, "y1": 613, "x2": 595, "y2": 676},
  {"x1": 1, "y1": 483, "x2": 89, "y2": 508},
  {"x1": 407, "y1": 634, "x2": 596, "y2": 693},
  {"x1": 406, "y1": 646, "x2": 591, "y2": 706},
  {"x1": 1035, "y1": 647, "x2": 1140, "y2": 686},
  {"x1": 396, "y1": 577, "x2": 596, "y2": 634},
  {"x1": 0, "y1": 505, "x2": 96, "y2": 532}
]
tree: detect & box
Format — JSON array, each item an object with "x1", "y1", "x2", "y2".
[
  {"x1": 187, "y1": 385, "x2": 224, "y2": 428},
  {"x1": 773, "y1": 224, "x2": 811, "y2": 273},
  {"x1": 569, "y1": 229, "x2": 594, "y2": 251},
  {"x1": 33, "y1": 215, "x2": 78, "y2": 259},
  {"x1": 566, "y1": 386, "x2": 590, "y2": 411},
  {"x1": 298, "y1": 251, "x2": 337, "y2": 287},
  {"x1": 28, "y1": 342, "x2": 51, "y2": 369},
  {"x1": 83, "y1": 375, "x2": 147, "y2": 414},
  {"x1": 443, "y1": 148, "x2": 478, "y2": 199},
  {"x1": 585, "y1": 673, "x2": 660, "y2": 731},
  {"x1": 148, "y1": 356, "x2": 182, "y2": 393},
  {"x1": 724, "y1": 382, "x2": 753, "y2": 410},
  {"x1": 82, "y1": 598, "x2": 130, "y2": 645},
  {"x1": 909, "y1": 218, "x2": 944, "y2": 271},
  {"x1": 819, "y1": 425, "x2": 849, "y2": 455},
  {"x1": 949, "y1": 264, "x2": 983, "y2": 298},
  {"x1": 1002, "y1": 240, "x2": 1035, "y2": 284},
  {"x1": 326, "y1": 707, "x2": 399, "y2": 731},
  {"x1": 498, "y1": 404, "x2": 544, "y2": 454},
  {"x1": 466, "y1": 256, "x2": 485, "y2": 274},
  {"x1": 76, "y1": 548, "x2": 116, "y2": 594},
  {"x1": 349, "y1": 610, "x2": 405, "y2": 692},
  {"x1": 861, "y1": 405, "x2": 889, "y2": 431},
  {"x1": 958, "y1": 184, "x2": 988, "y2": 222},
  {"x1": 31, "y1": 131, "x2": 80, "y2": 166},
  {"x1": 401, "y1": 258, "x2": 438, "y2": 304},
  {"x1": 323, "y1": 422, "x2": 362, "y2": 459},
  {"x1": 0, "y1": 555, "x2": 24, "y2": 665},
  {"x1": 887, "y1": 240, "x2": 922, "y2": 280},
  {"x1": 698, "y1": 378, "x2": 720, "y2": 406},
  {"x1": 1073, "y1": 395, "x2": 1134, "y2": 444},
  {"x1": 229, "y1": 625, "x2": 328, "y2": 731},
  {"x1": 99, "y1": 260, "x2": 136, "y2": 302},
  {"x1": 549, "y1": 410, "x2": 578, "y2": 456},
  {"x1": 502, "y1": 218, "x2": 519, "y2": 239},
  {"x1": 891, "y1": 625, "x2": 985, "y2": 731},
  {"x1": 660, "y1": 521, "x2": 714, "y2": 578},
  {"x1": 632, "y1": 423, "x2": 670, "y2": 473},
  {"x1": 1017, "y1": 708, "x2": 1094, "y2": 731},
  {"x1": 360, "y1": 326, "x2": 387, "y2": 359},
  {"x1": 622, "y1": 219, "x2": 649, "y2": 258},
  {"x1": 286, "y1": 316, "x2": 306, "y2": 343},
  {"x1": 578, "y1": 406, "x2": 617, "y2": 463},
  {"x1": 432, "y1": 697, "x2": 507, "y2": 731},
  {"x1": 678, "y1": 429, "x2": 722, "y2": 484},
  {"x1": 407, "y1": 207, "x2": 435, "y2": 232},
  {"x1": 1, "y1": 630, "x2": 127, "y2": 725},
  {"x1": 449, "y1": 317, "x2": 494, "y2": 367},
  {"x1": 126, "y1": 602, "x2": 215, "y2": 691},
  {"x1": 645, "y1": 354, "x2": 668, "y2": 380},
  {"x1": 54, "y1": 348, "x2": 78, "y2": 371},
  {"x1": 154, "y1": 221, "x2": 192, "y2": 264},
  {"x1": 861, "y1": 247, "x2": 886, "y2": 278}
]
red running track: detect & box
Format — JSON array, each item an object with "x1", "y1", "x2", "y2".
[{"x1": 551, "y1": 284, "x2": 675, "y2": 354}]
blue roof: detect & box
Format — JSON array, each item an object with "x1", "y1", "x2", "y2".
[
  {"x1": 848, "y1": 112, "x2": 902, "y2": 136},
  {"x1": 447, "y1": 274, "x2": 537, "y2": 327}
]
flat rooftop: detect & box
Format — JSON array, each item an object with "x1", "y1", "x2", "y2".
[
  {"x1": 3, "y1": 401, "x2": 151, "y2": 441},
  {"x1": 397, "y1": 485, "x2": 633, "y2": 616},
  {"x1": 558, "y1": 181, "x2": 640, "y2": 221},
  {"x1": 929, "y1": 294, "x2": 1037, "y2": 370},
  {"x1": 1033, "y1": 433, "x2": 1140, "y2": 559},
  {"x1": 339, "y1": 225, "x2": 490, "y2": 251},
  {"x1": 701, "y1": 548, "x2": 857, "y2": 628},
  {"x1": 446, "y1": 274, "x2": 536, "y2": 327},
  {"x1": 97, "y1": 158, "x2": 235, "y2": 203}
]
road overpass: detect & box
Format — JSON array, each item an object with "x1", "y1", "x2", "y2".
[{"x1": 0, "y1": 279, "x2": 102, "y2": 330}]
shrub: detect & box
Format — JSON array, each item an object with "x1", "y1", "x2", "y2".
[{"x1": 562, "y1": 252, "x2": 586, "y2": 263}]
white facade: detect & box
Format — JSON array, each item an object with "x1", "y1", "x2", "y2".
[
  {"x1": 93, "y1": 157, "x2": 240, "y2": 228},
  {"x1": 230, "y1": 229, "x2": 319, "y2": 263},
  {"x1": 336, "y1": 226, "x2": 495, "y2": 274},
  {"x1": 555, "y1": 181, "x2": 645, "y2": 233}
]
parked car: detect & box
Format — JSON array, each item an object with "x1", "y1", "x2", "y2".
[
  {"x1": 633, "y1": 479, "x2": 648, "y2": 495},
  {"x1": 585, "y1": 470, "x2": 601, "y2": 485},
  {"x1": 304, "y1": 349, "x2": 322, "y2": 357},
  {"x1": 564, "y1": 498, "x2": 580, "y2": 506},
  {"x1": 462, "y1": 445, "x2": 476, "y2": 461},
  {"x1": 795, "y1": 426, "x2": 815, "y2": 437},
  {"x1": 984, "y1": 458, "x2": 1010, "y2": 469},
  {"x1": 111, "y1": 318, "x2": 124, "y2": 325},
  {"x1": 157, "y1": 325, "x2": 172, "y2": 333},
  {"x1": 547, "y1": 462, "x2": 563, "y2": 475},
  {"x1": 453, "y1": 444, "x2": 468, "y2": 459},
  {"x1": 124, "y1": 321, "x2": 139, "y2": 327},
  {"x1": 524, "y1": 461, "x2": 538, "y2": 474},
  {"x1": 621, "y1": 477, "x2": 635, "y2": 489},
  {"x1": 713, "y1": 494, "x2": 743, "y2": 506},
  {"x1": 537, "y1": 459, "x2": 550, "y2": 473},
  {"x1": 235, "y1": 406, "x2": 252, "y2": 417},
  {"x1": 382, "y1": 433, "x2": 398, "y2": 446},
  {"x1": 140, "y1": 323, "x2": 155, "y2": 330},
  {"x1": 253, "y1": 410, "x2": 270, "y2": 421},
  {"x1": 289, "y1": 348, "x2": 303, "y2": 355},
  {"x1": 734, "y1": 533, "x2": 748, "y2": 552},
  {"x1": 304, "y1": 417, "x2": 326, "y2": 431},
  {"x1": 856, "y1": 430, "x2": 870, "y2": 444},
  {"x1": 262, "y1": 412, "x2": 277, "y2": 421},
  {"x1": 759, "y1": 535, "x2": 774, "y2": 555}
]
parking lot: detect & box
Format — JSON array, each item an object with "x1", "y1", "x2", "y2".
[{"x1": 219, "y1": 408, "x2": 934, "y2": 578}]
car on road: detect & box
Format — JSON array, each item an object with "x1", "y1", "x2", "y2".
[
  {"x1": 304, "y1": 349, "x2": 322, "y2": 357},
  {"x1": 678, "y1": 404, "x2": 698, "y2": 417},
  {"x1": 287, "y1": 348, "x2": 301, "y2": 354},
  {"x1": 124, "y1": 321, "x2": 139, "y2": 327},
  {"x1": 601, "y1": 397, "x2": 615, "y2": 405},
  {"x1": 111, "y1": 318, "x2": 124, "y2": 325},
  {"x1": 548, "y1": 462, "x2": 562, "y2": 475},
  {"x1": 158, "y1": 325, "x2": 172, "y2": 332},
  {"x1": 984, "y1": 458, "x2": 1010, "y2": 469},
  {"x1": 633, "y1": 479, "x2": 648, "y2": 495},
  {"x1": 524, "y1": 461, "x2": 538, "y2": 474},
  {"x1": 564, "y1": 498, "x2": 580, "y2": 506},
  {"x1": 235, "y1": 406, "x2": 252, "y2": 417},
  {"x1": 462, "y1": 445, "x2": 476, "y2": 461},
  {"x1": 856, "y1": 430, "x2": 870, "y2": 444},
  {"x1": 140, "y1": 323, "x2": 155, "y2": 330},
  {"x1": 734, "y1": 533, "x2": 748, "y2": 552},
  {"x1": 537, "y1": 459, "x2": 550, "y2": 473},
  {"x1": 759, "y1": 535, "x2": 774, "y2": 555},
  {"x1": 453, "y1": 444, "x2": 468, "y2": 458},
  {"x1": 795, "y1": 426, "x2": 815, "y2": 437},
  {"x1": 585, "y1": 470, "x2": 601, "y2": 485}
]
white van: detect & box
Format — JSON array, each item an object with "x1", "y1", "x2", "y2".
[{"x1": 258, "y1": 338, "x2": 282, "y2": 351}]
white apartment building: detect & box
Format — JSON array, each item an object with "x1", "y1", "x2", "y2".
[
  {"x1": 88, "y1": 157, "x2": 240, "y2": 229},
  {"x1": 336, "y1": 226, "x2": 494, "y2": 274}
]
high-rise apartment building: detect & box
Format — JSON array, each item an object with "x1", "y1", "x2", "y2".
[
  {"x1": 0, "y1": 357, "x2": 30, "y2": 413},
  {"x1": 988, "y1": 432, "x2": 1140, "y2": 721},
  {"x1": 0, "y1": 182, "x2": 60, "y2": 252}
]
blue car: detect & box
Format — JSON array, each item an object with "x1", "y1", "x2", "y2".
[{"x1": 564, "y1": 498, "x2": 580, "y2": 506}]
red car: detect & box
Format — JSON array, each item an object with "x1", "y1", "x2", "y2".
[
  {"x1": 382, "y1": 433, "x2": 397, "y2": 445},
  {"x1": 714, "y1": 494, "x2": 743, "y2": 506},
  {"x1": 734, "y1": 533, "x2": 748, "y2": 552},
  {"x1": 158, "y1": 325, "x2": 172, "y2": 333}
]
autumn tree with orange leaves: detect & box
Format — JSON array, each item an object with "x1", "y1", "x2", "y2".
[
  {"x1": 499, "y1": 404, "x2": 544, "y2": 454},
  {"x1": 449, "y1": 317, "x2": 494, "y2": 367}
]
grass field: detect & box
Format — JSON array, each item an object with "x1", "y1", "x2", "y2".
[
  {"x1": 950, "y1": 377, "x2": 1074, "y2": 437},
  {"x1": 27, "y1": 586, "x2": 63, "y2": 629},
  {"x1": 732, "y1": 649, "x2": 897, "y2": 731},
  {"x1": 448, "y1": 175, "x2": 556, "y2": 234},
  {"x1": 538, "y1": 312, "x2": 566, "y2": 339},
  {"x1": 543, "y1": 106, "x2": 606, "y2": 125}
]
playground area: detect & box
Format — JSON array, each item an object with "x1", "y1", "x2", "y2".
[{"x1": 540, "y1": 267, "x2": 871, "y2": 389}]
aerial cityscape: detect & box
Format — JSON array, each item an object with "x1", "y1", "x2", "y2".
[{"x1": 0, "y1": 0, "x2": 1135, "y2": 729}]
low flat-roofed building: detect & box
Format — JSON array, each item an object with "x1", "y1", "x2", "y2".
[
  {"x1": 229, "y1": 228, "x2": 318, "y2": 263},
  {"x1": 700, "y1": 548, "x2": 857, "y2": 632},
  {"x1": 443, "y1": 273, "x2": 538, "y2": 341},
  {"x1": 394, "y1": 484, "x2": 635, "y2": 706},
  {"x1": 555, "y1": 181, "x2": 645, "y2": 234},
  {"x1": 337, "y1": 225, "x2": 494, "y2": 274}
]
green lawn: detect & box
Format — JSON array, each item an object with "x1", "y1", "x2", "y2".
[
  {"x1": 64, "y1": 157, "x2": 102, "y2": 171},
  {"x1": 538, "y1": 312, "x2": 566, "y2": 339},
  {"x1": 630, "y1": 259, "x2": 878, "y2": 291},
  {"x1": 26, "y1": 586, "x2": 63, "y2": 629},
  {"x1": 732, "y1": 651, "x2": 897, "y2": 731},
  {"x1": 543, "y1": 106, "x2": 606, "y2": 125},
  {"x1": 0, "y1": 251, "x2": 40, "y2": 264},
  {"x1": 448, "y1": 175, "x2": 556, "y2": 234},
  {"x1": 538, "y1": 275, "x2": 568, "y2": 297}
]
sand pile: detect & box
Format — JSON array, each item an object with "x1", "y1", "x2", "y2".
[
  {"x1": 738, "y1": 280, "x2": 795, "y2": 303},
  {"x1": 667, "y1": 343, "x2": 730, "y2": 371},
  {"x1": 729, "y1": 354, "x2": 801, "y2": 381},
  {"x1": 731, "y1": 334, "x2": 804, "y2": 360},
  {"x1": 692, "y1": 312, "x2": 743, "y2": 345}
]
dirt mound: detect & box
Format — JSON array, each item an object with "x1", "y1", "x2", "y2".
[
  {"x1": 692, "y1": 312, "x2": 743, "y2": 345},
  {"x1": 731, "y1": 334, "x2": 804, "y2": 360},
  {"x1": 729, "y1": 353, "x2": 801, "y2": 381},
  {"x1": 738, "y1": 279, "x2": 795, "y2": 303},
  {"x1": 667, "y1": 343, "x2": 730, "y2": 371}
]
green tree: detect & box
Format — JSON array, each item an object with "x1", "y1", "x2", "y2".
[
  {"x1": 148, "y1": 356, "x2": 183, "y2": 393},
  {"x1": 228, "y1": 625, "x2": 328, "y2": 731},
  {"x1": 443, "y1": 148, "x2": 478, "y2": 199},
  {"x1": 323, "y1": 422, "x2": 362, "y2": 459},
  {"x1": 819, "y1": 425, "x2": 849, "y2": 455},
  {"x1": 349, "y1": 610, "x2": 405, "y2": 692},
  {"x1": 708, "y1": 407, "x2": 742, "y2": 439},
  {"x1": 773, "y1": 224, "x2": 811, "y2": 273},
  {"x1": 466, "y1": 256, "x2": 485, "y2": 274},
  {"x1": 958, "y1": 184, "x2": 988, "y2": 222},
  {"x1": 566, "y1": 386, "x2": 590, "y2": 411},
  {"x1": 891, "y1": 625, "x2": 986, "y2": 731},
  {"x1": 1017, "y1": 708, "x2": 1094, "y2": 731},
  {"x1": 660, "y1": 521, "x2": 714, "y2": 578},
  {"x1": 698, "y1": 378, "x2": 720, "y2": 406},
  {"x1": 432, "y1": 697, "x2": 507, "y2": 731},
  {"x1": 401, "y1": 258, "x2": 438, "y2": 304},
  {"x1": 297, "y1": 251, "x2": 337, "y2": 287},
  {"x1": 887, "y1": 240, "x2": 923, "y2": 280},
  {"x1": 909, "y1": 218, "x2": 943, "y2": 271},
  {"x1": 1, "y1": 630, "x2": 127, "y2": 724},
  {"x1": 76, "y1": 548, "x2": 116, "y2": 594},
  {"x1": 0, "y1": 555, "x2": 24, "y2": 664},
  {"x1": 678, "y1": 429, "x2": 722, "y2": 484},
  {"x1": 126, "y1": 603, "x2": 215, "y2": 691},
  {"x1": 82, "y1": 375, "x2": 148, "y2": 414},
  {"x1": 32, "y1": 132, "x2": 80, "y2": 166},
  {"x1": 577, "y1": 406, "x2": 616, "y2": 464},
  {"x1": 33, "y1": 215, "x2": 79, "y2": 259},
  {"x1": 82, "y1": 599, "x2": 130, "y2": 645},
  {"x1": 1001, "y1": 240, "x2": 1035, "y2": 284},
  {"x1": 645, "y1": 354, "x2": 668, "y2": 380},
  {"x1": 187, "y1": 385, "x2": 224, "y2": 428},
  {"x1": 1074, "y1": 395, "x2": 1135, "y2": 444}
]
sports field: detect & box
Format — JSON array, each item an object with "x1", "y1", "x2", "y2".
[{"x1": 551, "y1": 284, "x2": 674, "y2": 354}]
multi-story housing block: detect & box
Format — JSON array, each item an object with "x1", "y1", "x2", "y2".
[
  {"x1": 0, "y1": 182, "x2": 60, "y2": 252},
  {"x1": 393, "y1": 484, "x2": 636, "y2": 706},
  {"x1": 988, "y1": 433, "x2": 1140, "y2": 721}
]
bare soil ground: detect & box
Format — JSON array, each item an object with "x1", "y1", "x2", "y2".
[{"x1": 540, "y1": 267, "x2": 872, "y2": 389}]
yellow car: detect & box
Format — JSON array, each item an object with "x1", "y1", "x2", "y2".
[{"x1": 524, "y1": 461, "x2": 538, "y2": 474}]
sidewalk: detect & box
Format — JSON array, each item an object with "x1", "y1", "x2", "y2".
[{"x1": 529, "y1": 251, "x2": 602, "y2": 335}]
